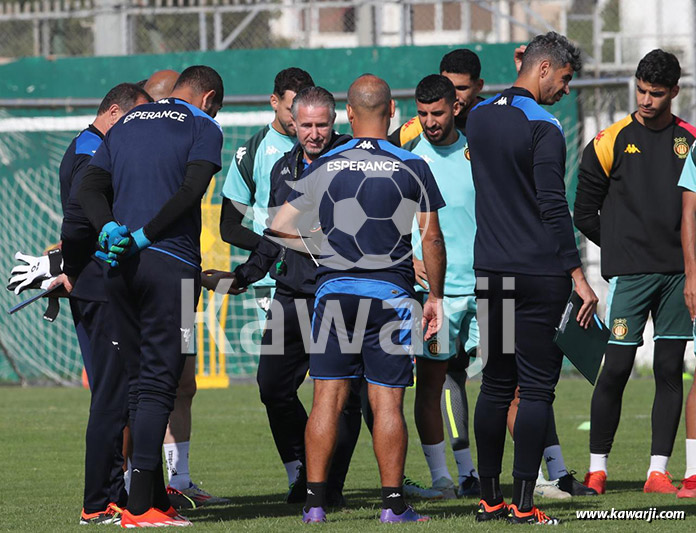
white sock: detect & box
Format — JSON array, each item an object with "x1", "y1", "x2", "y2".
[
  {"x1": 544, "y1": 445, "x2": 569, "y2": 481},
  {"x1": 647, "y1": 455, "x2": 669, "y2": 478},
  {"x1": 284, "y1": 460, "x2": 302, "y2": 486},
  {"x1": 422, "y1": 441, "x2": 452, "y2": 484},
  {"x1": 685, "y1": 439, "x2": 696, "y2": 478},
  {"x1": 589, "y1": 453, "x2": 608, "y2": 473},
  {"x1": 124, "y1": 458, "x2": 132, "y2": 494},
  {"x1": 537, "y1": 465, "x2": 546, "y2": 483},
  {"x1": 163, "y1": 441, "x2": 191, "y2": 490},
  {"x1": 453, "y1": 448, "x2": 478, "y2": 483}
]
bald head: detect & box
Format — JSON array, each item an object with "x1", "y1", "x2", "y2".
[
  {"x1": 144, "y1": 69, "x2": 180, "y2": 101},
  {"x1": 347, "y1": 74, "x2": 392, "y2": 118}
]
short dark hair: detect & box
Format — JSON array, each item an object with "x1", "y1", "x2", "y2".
[
  {"x1": 291, "y1": 86, "x2": 336, "y2": 122},
  {"x1": 635, "y1": 49, "x2": 681, "y2": 88},
  {"x1": 273, "y1": 67, "x2": 314, "y2": 98},
  {"x1": 439, "y1": 49, "x2": 481, "y2": 79},
  {"x1": 415, "y1": 74, "x2": 456, "y2": 104},
  {"x1": 97, "y1": 83, "x2": 152, "y2": 115},
  {"x1": 520, "y1": 31, "x2": 582, "y2": 74},
  {"x1": 173, "y1": 65, "x2": 224, "y2": 106}
]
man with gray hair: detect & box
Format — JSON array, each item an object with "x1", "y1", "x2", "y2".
[
  {"x1": 206, "y1": 86, "x2": 362, "y2": 506},
  {"x1": 466, "y1": 32, "x2": 597, "y2": 524}
]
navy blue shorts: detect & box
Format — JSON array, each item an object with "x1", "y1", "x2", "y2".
[{"x1": 309, "y1": 277, "x2": 416, "y2": 388}]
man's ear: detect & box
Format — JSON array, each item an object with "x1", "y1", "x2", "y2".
[
  {"x1": 671, "y1": 85, "x2": 680, "y2": 99},
  {"x1": 539, "y1": 59, "x2": 551, "y2": 79},
  {"x1": 389, "y1": 99, "x2": 396, "y2": 119},
  {"x1": 108, "y1": 104, "x2": 122, "y2": 127},
  {"x1": 270, "y1": 93, "x2": 279, "y2": 112},
  {"x1": 346, "y1": 104, "x2": 355, "y2": 126},
  {"x1": 452, "y1": 99, "x2": 462, "y2": 116},
  {"x1": 201, "y1": 89, "x2": 216, "y2": 113}
]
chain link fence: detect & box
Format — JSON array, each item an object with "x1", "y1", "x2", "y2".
[{"x1": 0, "y1": 1, "x2": 647, "y2": 64}]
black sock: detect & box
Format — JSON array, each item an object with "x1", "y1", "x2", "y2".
[
  {"x1": 512, "y1": 478, "x2": 535, "y2": 512},
  {"x1": 381, "y1": 486, "x2": 407, "y2": 515},
  {"x1": 479, "y1": 476, "x2": 503, "y2": 505},
  {"x1": 304, "y1": 482, "x2": 327, "y2": 511},
  {"x1": 128, "y1": 468, "x2": 154, "y2": 515},
  {"x1": 152, "y1": 461, "x2": 170, "y2": 512}
]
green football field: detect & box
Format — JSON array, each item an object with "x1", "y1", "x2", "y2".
[{"x1": 2, "y1": 377, "x2": 696, "y2": 531}]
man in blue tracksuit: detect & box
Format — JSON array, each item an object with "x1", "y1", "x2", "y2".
[
  {"x1": 78, "y1": 65, "x2": 225, "y2": 527},
  {"x1": 59, "y1": 83, "x2": 152, "y2": 525},
  {"x1": 466, "y1": 32, "x2": 598, "y2": 524},
  {"x1": 228, "y1": 87, "x2": 361, "y2": 506}
]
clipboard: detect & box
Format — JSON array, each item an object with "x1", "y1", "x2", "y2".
[{"x1": 553, "y1": 291, "x2": 610, "y2": 385}]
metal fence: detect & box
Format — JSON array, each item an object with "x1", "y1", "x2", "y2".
[{"x1": 2, "y1": 0, "x2": 694, "y2": 77}]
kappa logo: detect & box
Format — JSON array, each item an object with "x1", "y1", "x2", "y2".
[
  {"x1": 180, "y1": 327, "x2": 192, "y2": 346},
  {"x1": 624, "y1": 143, "x2": 641, "y2": 154},
  {"x1": 357, "y1": 140, "x2": 375, "y2": 150},
  {"x1": 494, "y1": 97, "x2": 508, "y2": 105},
  {"x1": 266, "y1": 145, "x2": 280, "y2": 156},
  {"x1": 386, "y1": 493, "x2": 401, "y2": 499},
  {"x1": 280, "y1": 166, "x2": 290, "y2": 176},
  {"x1": 235, "y1": 146, "x2": 247, "y2": 163}
]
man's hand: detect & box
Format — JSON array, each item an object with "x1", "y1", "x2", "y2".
[
  {"x1": 201, "y1": 269, "x2": 247, "y2": 295},
  {"x1": 422, "y1": 294, "x2": 444, "y2": 341},
  {"x1": 685, "y1": 274, "x2": 696, "y2": 320},
  {"x1": 413, "y1": 257, "x2": 429, "y2": 291},
  {"x1": 570, "y1": 267, "x2": 599, "y2": 328},
  {"x1": 45, "y1": 274, "x2": 75, "y2": 298},
  {"x1": 98, "y1": 221, "x2": 131, "y2": 257}
]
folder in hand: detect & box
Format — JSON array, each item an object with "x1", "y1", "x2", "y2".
[{"x1": 553, "y1": 291, "x2": 610, "y2": 385}]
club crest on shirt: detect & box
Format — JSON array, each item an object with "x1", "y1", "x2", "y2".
[
  {"x1": 464, "y1": 146, "x2": 470, "y2": 161},
  {"x1": 674, "y1": 137, "x2": 689, "y2": 159},
  {"x1": 427, "y1": 339, "x2": 441, "y2": 356},
  {"x1": 612, "y1": 318, "x2": 628, "y2": 340}
]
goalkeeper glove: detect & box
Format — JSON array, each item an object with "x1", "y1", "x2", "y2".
[
  {"x1": 98, "y1": 221, "x2": 131, "y2": 256},
  {"x1": 126, "y1": 227, "x2": 151, "y2": 256},
  {"x1": 99, "y1": 227, "x2": 152, "y2": 268},
  {"x1": 7, "y1": 249, "x2": 63, "y2": 295}
]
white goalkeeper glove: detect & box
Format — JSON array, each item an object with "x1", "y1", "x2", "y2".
[{"x1": 7, "y1": 249, "x2": 64, "y2": 295}]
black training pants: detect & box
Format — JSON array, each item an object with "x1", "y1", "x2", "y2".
[
  {"x1": 257, "y1": 290, "x2": 362, "y2": 491},
  {"x1": 474, "y1": 271, "x2": 571, "y2": 481},
  {"x1": 71, "y1": 298, "x2": 129, "y2": 513}
]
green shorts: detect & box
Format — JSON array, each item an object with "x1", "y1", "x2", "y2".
[
  {"x1": 606, "y1": 273, "x2": 691, "y2": 346},
  {"x1": 418, "y1": 295, "x2": 479, "y2": 361}
]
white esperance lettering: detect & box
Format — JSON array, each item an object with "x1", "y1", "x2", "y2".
[
  {"x1": 326, "y1": 160, "x2": 400, "y2": 172},
  {"x1": 124, "y1": 110, "x2": 188, "y2": 124}
]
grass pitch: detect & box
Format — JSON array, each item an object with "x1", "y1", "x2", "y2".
[{"x1": 1, "y1": 377, "x2": 695, "y2": 531}]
